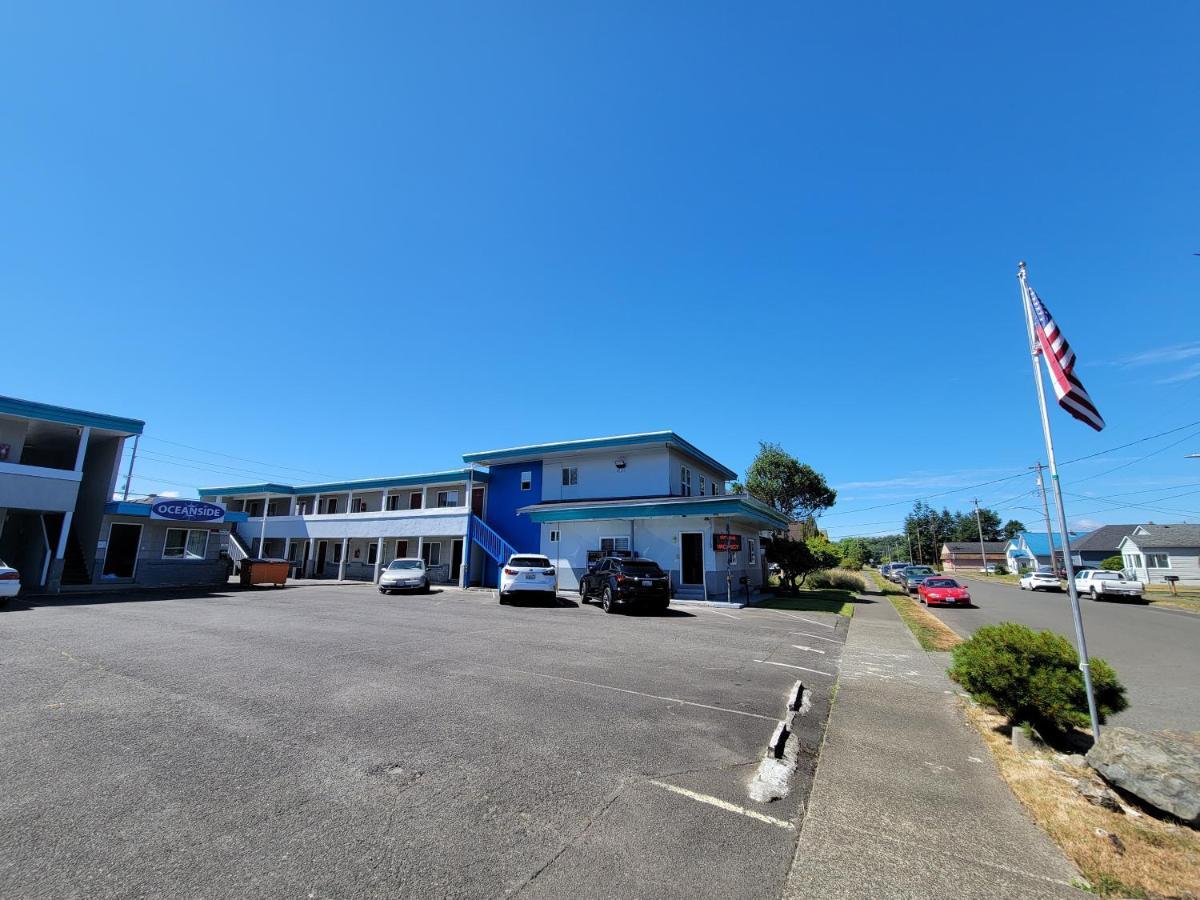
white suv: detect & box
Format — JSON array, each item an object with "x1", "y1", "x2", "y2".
[{"x1": 499, "y1": 554, "x2": 557, "y2": 604}]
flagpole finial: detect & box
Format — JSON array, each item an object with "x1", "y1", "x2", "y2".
[{"x1": 1018, "y1": 260, "x2": 1027, "y2": 276}]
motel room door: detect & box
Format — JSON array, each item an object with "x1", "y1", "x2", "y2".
[
  {"x1": 451, "y1": 539, "x2": 464, "y2": 581},
  {"x1": 680, "y1": 532, "x2": 704, "y2": 585},
  {"x1": 315, "y1": 541, "x2": 328, "y2": 576}
]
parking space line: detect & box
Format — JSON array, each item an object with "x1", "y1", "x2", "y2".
[
  {"x1": 647, "y1": 780, "x2": 795, "y2": 830},
  {"x1": 787, "y1": 631, "x2": 844, "y2": 644},
  {"x1": 791, "y1": 644, "x2": 826, "y2": 654},
  {"x1": 754, "y1": 659, "x2": 835, "y2": 677},
  {"x1": 746, "y1": 610, "x2": 838, "y2": 629},
  {"x1": 509, "y1": 669, "x2": 777, "y2": 720}
]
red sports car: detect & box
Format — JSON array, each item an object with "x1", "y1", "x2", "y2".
[{"x1": 918, "y1": 577, "x2": 971, "y2": 607}]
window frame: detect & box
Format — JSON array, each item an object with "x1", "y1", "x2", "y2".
[
  {"x1": 436, "y1": 490, "x2": 460, "y2": 508},
  {"x1": 680, "y1": 466, "x2": 692, "y2": 497},
  {"x1": 422, "y1": 542, "x2": 442, "y2": 566},
  {"x1": 549, "y1": 529, "x2": 560, "y2": 543},
  {"x1": 1146, "y1": 552, "x2": 1170, "y2": 569},
  {"x1": 600, "y1": 536, "x2": 631, "y2": 556},
  {"x1": 367, "y1": 542, "x2": 379, "y2": 565},
  {"x1": 332, "y1": 542, "x2": 343, "y2": 563},
  {"x1": 520, "y1": 471, "x2": 532, "y2": 491},
  {"x1": 748, "y1": 537, "x2": 757, "y2": 565},
  {"x1": 386, "y1": 494, "x2": 400, "y2": 511},
  {"x1": 699, "y1": 475, "x2": 705, "y2": 496},
  {"x1": 162, "y1": 527, "x2": 209, "y2": 561},
  {"x1": 409, "y1": 491, "x2": 423, "y2": 510},
  {"x1": 395, "y1": 539, "x2": 409, "y2": 559},
  {"x1": 561, "y1": 466, "x2": 578, "y2": 487}
]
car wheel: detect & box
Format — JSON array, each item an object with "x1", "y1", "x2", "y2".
[
  {"x1": 378, "y1": 588, "x2": 387, "y2": 594},
  {"x1": 499, "y1": 592, "x2": 508, "y2": 605},
  {"x1": 423, "y1": 579, "x2": 431, "y2": 593},
  {"x1": 602, "y1": 587, "x2": 616, "y2": 614},
  {"x1": 579, "y1": 583, "x2": 589, "y2": 604},
  {"x1": 1090, "y1": 587, "x2": 1100, "y2": 601}
]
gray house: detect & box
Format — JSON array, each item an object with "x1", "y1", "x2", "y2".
[
  {"x1": 1119, "y1": 524, "x2": 1200, "y2": 585},
  {"x1": 1069, "y1": 524, "x2": 1139, "y2": 570}
]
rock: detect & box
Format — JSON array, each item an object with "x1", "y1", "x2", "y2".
[
  {"x1": 1011, "y1": 725, "x2": 1044, "y2": 754},
  {"x1": 1074, "y1": 778, "x2": 1123, "y2": 813},
  {"x1": 1086, "y1": 727, "x2": 1200, "y2": 824}
]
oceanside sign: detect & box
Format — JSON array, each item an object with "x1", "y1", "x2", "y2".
[{"x1": 150, "y1": 499, "x2": 226, "y2": 524}]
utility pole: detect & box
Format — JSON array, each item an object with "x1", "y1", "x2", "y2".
[
  {"x1": 913, "y1": 519, "x2": 923, "y2": 564},
  {"x1": 1031, "y1": 462, "x2": 1057, "y2": 570},
  {"x1": 972, "y1": 498, "x2": 989, "y2": 575},
  {"x1": 905, "y1": 530, "x2": 913, "y2": 564}
]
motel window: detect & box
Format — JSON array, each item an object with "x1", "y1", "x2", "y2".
[
  {"x1": 326, "y1": 498, "x2": 338, "y2": 514},
  {"x1": 713, "y1": 482, "x2": 722, "y2": 496},
  {"x1": 246, "y1": 500, "x2": 263, "y2": 517},
  {"x1": 289, "y1": 543, "x2": 299, "y2": 562},
  {"x1": 422, "y1": 542, "x2": 442, "y2": 566},
  {"x1": 395, "y1": 540, "x2": 409, "y2": 559},
  {"x1": 386, "y1": 494, "x2": 400, "y2": 511},
  {"x1": 600, "y1": 536, "x2": 630, "y2": 556},
  {"x1": 351, "y1": 497, "x2": 367, "y2": 513},
  {"x1": 520, "y1": 471, "x2": 532, "y2": 491},
  {"x1": 163, "y1": 528, "x2": 209, "y2": 560},
  {"x1": 409, "y1": 491, "x2": 422, "y2": 510},
  {"x1": 550, "y1": 530, "x2": 560, "y2": 543},
  {"x1": 748, "y1": 539, "x2": 757, "y2": 565},
  {"x1": 368, "y1": 543, "x2": 379, "y2": 565},
  {"x1": 562, "y1": 466, "x2": 578, "y2": 487},
  {"x1": 699, "y1": 475, "x2": 706, "y2": 496},
  {"x1": 437, "y1": 490, "x2": 460, "y2": 508},
  {"x1": 1146, "y1": 553, "x2": 1170, "y2": 569},
  {"x1": 680, "y1": 466, "x2": 692, "y2": 496},
  {"x1": 333, "y1": 542, "x2": 343, "y2": 563}
]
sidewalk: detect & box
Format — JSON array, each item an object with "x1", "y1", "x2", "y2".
[{"x1": 785, "y1": 596, "x2": 1087, "y2": 899}]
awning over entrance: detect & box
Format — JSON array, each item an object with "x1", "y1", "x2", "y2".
[{"x1": 516, "y1": 493, "x2": 790, "y2": 529}]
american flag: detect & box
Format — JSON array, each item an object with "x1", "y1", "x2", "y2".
[{"x1": 1028, "y1": 287, "x2": 1106, "y2": 431}]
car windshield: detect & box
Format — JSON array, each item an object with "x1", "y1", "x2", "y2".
[
  {"x1": 925, "y1": 579, "x2": 958, "y2": 588},
  {"x1": 388, "y1": 560, "x2": 422, "y2": 570},
  {"x1": 905, "y1": 567, "x2": 934, "y2": 575},
  {"x1": 620, "y1": 560, "x2": 664, "y2": 575},
  {"x1": 510, "y1": 556, "x2": 551, "y2": 568},
  {"x1": 1033, "y1": 571, "x2": 1056, "y2": 577}
]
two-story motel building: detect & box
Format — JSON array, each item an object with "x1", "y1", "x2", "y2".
[{"x1": 202, "y1": 431, "x2": 788, "y2": 600}]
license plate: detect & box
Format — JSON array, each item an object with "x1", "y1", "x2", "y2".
[
  {"x1": 642, "y1": 580, "x2": 653, "y2": 587},
  {"x1": 524, "y1": 573, "x2": 537, "y2": 580}
]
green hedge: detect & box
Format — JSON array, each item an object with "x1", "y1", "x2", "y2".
[{"x1": 948, "y1": 623, "x2": 1127, "y2": 732}]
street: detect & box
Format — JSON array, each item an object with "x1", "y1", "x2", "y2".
[
  {"x1": 0, "y1": 585, "x2": 844, "y2": 899},
  {"x1": 922, "y1": 575, "x2": 1200, "y2": 733}
]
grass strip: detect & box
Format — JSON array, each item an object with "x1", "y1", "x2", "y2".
[
  {"x1": 757, "y1": 589, "x2": 854, "y2": 617},
  {"x1": 963, "y1": 702, "x2": 1200, "y2": 898},
  {"x1": 887, "y1": 594, "x2": 963, "y2": 652}
]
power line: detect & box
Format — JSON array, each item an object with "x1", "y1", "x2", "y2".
[
  {"x1": 1068, "y1": 427, "x2": 1200, "y2": 485},
  {"x1": 139, "y1": 435, "x2": 336, "y2": 479}
]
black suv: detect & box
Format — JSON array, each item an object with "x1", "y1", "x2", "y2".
[{"x1": 579, "y1": 557, "x2": 671, "y2": 614}]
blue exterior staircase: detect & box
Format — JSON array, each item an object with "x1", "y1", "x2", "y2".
[{"x1": 466, "y1": 515, "x2": 519, "y2": 587}]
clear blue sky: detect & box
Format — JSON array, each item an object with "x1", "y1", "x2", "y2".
[{"x1": 3, "y1": 2, "x2": 1198, "y2": 538}]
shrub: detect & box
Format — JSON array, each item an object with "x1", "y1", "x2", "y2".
[
  {"x1": 948, "y1": 622, "x2": 1127, "y2": 732},
  {"x1": 1100, "y1": 555, "x2": 1124, "y2": 571},
  {"x1": 809, "y1": 568, "x2": 866, "y2": 592},
  {"x1": 992, "y1": 563, "x2": 1008, "y2": 575}
]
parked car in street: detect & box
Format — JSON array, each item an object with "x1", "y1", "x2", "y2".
[
  {"x1": 579, "y1": 556, "x2": 671, "y2": 614},
  {"x1": 1019, "y1": 567, "x2": 1062, "y2": 592},
  {"x1": 1075, "y1": 569, "x2": 1144, "y2": 602},
  {"x1": 918, "y1": 576, "x2": 971, "y2": 607},
  {"x1": 881, "y1": 562, "x2": 909, "y2": 582},
  {"x1": 0, "y1": 559, "x2": 20, "y2": 603},
  {"x1": 979, "y1": 563, "x2": 1002, "y2": 574},
  {"x1": 899, "y1": 565, "x2": 937, "y2": 593},
  {"x1": 378, "y1": 558, "x2": 430, "y2": 594},
  {"x1": 499, "y1": 554, "x2": 558, "y2": 604}
]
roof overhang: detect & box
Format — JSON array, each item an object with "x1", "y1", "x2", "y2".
[
  {"x1": 517, "y1": 493, "x2": 790, "y2": 529},
  {"x1": 199, "y1": 468, "x2": 487, "y2": 497},
  {"x1": 463, "y1": 431, "x2": 737, "y2": 480},
  {"x1": 0, "y1": 395, "x2": 144, "y2": 436}
]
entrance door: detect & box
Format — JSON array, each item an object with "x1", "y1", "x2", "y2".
[
  {"x1": 471, "y1": 487, "x2": 485, "y2": 516},
  {"x1": 680, "y1": 532, "x2": 704, "y2": 585},
  {"x1": 102, "y1": 523, "x2": 142, "y2": 579},
  {"x1": 451, "y1": 539, "x2": 464, "y2": 580},
  {"x1": 315, "y1": 541, "x2": 328, "y2": 576}
]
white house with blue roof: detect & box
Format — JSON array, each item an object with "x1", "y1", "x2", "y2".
[{"x1": 1004, "y1": 530, "x2": 1087, "y2": 573}]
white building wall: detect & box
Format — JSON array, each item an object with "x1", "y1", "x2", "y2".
[
  {"x1": 539, "y1": 447, "x2": 670, "y2": 503},
  {"x1": 667, "y1": 448, "x2": 728, "y2": 497}
]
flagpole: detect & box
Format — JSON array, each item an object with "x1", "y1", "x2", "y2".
[{"x1": 1017, "y1": 261, "x2": 1102, "y2": 740}]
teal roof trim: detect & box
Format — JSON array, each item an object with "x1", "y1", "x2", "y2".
[
  {"x1": 199, "y1": 468, "x2": 487, "y2": 497},
  {"x1": 518, "y1": 494, "x2": 790, "y2": 529},
  {"x1": 0, "y1": 395, "x2": 144, "y2": 435},
  {"x1": 463, "y1": 431, "x2": 737, "y2": 480}
]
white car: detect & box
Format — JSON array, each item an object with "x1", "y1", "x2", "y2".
[
  {"x1": 499, "y1": 554, "x2": 557, "y2": 604},
  {"x1": 1075, "y1": 569, "x2": 1144, "y2": 601},
  {"x1": 0, "y1": 559, "x2": 20, "y2": 601},
  {"x1": 1019, "y1": 569, "x2": 1061, "y2": 592},
  {"x1": 378, "y1": 558, "x2": 430, "y2": 594}
]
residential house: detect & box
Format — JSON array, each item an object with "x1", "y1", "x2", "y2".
[
  {"x1": 940, "y1": 541, "x2": 1007, "y2": 572},
  {"x1": 1004, "y1": 530, "x2": 1088, "y2": 572},
  {"x1": 1068, "y1": 524, "x2": 1139, "y2": 570},
  {"x1": 1119, "y1": 525, "x2": 1200, "y2": 585}
]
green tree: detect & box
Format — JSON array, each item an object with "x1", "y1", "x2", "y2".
[
  {"x1": 744, "y1": 442, "x2": 837, "y2": 520},
  {"x1": 837, "y1": 537, "x2": 869, "y2": 570},
  {"x1": 1002, "y1": 519, "x2": 1026, "y2": 540},
  {"x1": 765, "y1": 534, "x2": 840, "y2": 593},
  {"x1": 1100, "y1": 555, "x2": 1124, "y2": 571}
]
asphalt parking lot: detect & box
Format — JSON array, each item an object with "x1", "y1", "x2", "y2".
[{"x1": 0, "y1": 584, "x2": 846, "y2": 899}]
